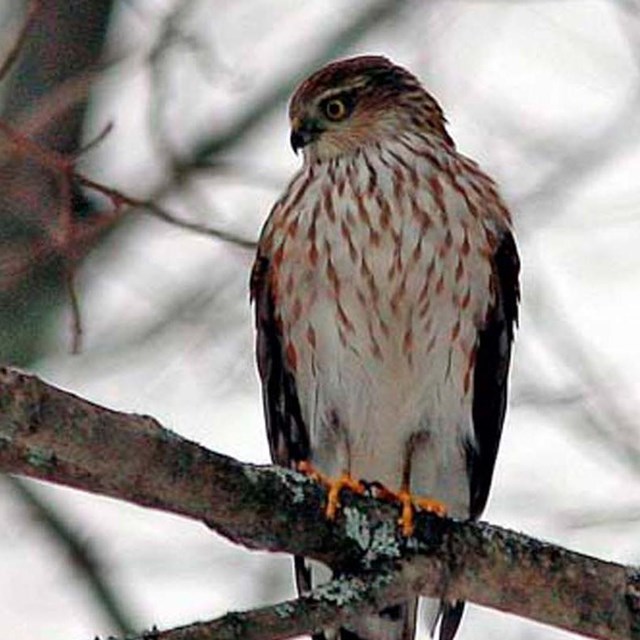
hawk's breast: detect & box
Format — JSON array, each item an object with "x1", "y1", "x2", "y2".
[{"x1": 262, "y1": 135, "x2": 507, "y2": 492}]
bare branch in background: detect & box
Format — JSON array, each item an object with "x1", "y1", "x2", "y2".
[
  {"x1": 3, "y1": 477, "x2": 137, "y2": 635},
  {"x1": 0, "y1": 0, "x2": 40, "y2": 82},
  {"x1": 0, "y1": 118, "x2": 256, "y2": 301},
  {"x1": 144, "y1": 0, "x2": 408, "y2": 204},
  {"x1": 75, "y1": 174, "x2": 257, "y2": 248}
]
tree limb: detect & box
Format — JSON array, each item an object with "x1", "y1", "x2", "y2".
[
  {"x1": 129, "y1": 574, "x2": 396, "y2": 640},
  {"x1": 0, "y1": 366, "x2": 638, "y2": 640}
]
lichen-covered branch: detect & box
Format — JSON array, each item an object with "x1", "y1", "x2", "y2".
[
  {"x1": 130, "y1": 574, "x2": 398, "y2": 640},
  {"x1": 0, "y1": 366, "x2": 638, "y2": 640}
]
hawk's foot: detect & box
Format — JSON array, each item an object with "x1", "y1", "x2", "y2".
[
  {"x1": 372, "y1": 483, "x2": 447, "y2": 536},
  {"x1": 296, "y1": 461, "x2": 365, "y2": 520},
  {"x1": 398, "y1": 490, "x2": 447, "y2": 536},
  {"x1": 297, "y1": 460, "x2": 323, "y2": 482},
  {"x1": 325, "y1": 472, "x2": 366, "y2": 519}
]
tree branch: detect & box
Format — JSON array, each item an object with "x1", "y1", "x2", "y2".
[
  {"x1": 130, "y1": 574, "x2": 394, "y2": 640},
  {"x1": 0, "y1": 366, "x2": 638, "y2": 640}
]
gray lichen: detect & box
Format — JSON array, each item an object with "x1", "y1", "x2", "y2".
[
  {"x1": 344, "y1": 506, "x2": 371, "y2": 550},
  {"x1": 371, "y1": 520, "x2": 401, "y2": 558},
  {"x1": 243, "y1": 464, "x2": 311, "y2": 504},
  {"x1": 363, "y1": 520, "x2": 401, "y2": 568},
  {"x1": 274, "y1": 601, "x2": 297, "y2": 618},
  {"x1": 26, "y1": 448, "x2": 56, "y2": 470},
  {"x1": 271, "y1": 466, "x2": 308, "y2": 504},
  {"x1": 242, "y1": 464, "x2": 262, "y2": 485},
  {"x1": 343, "y1": 503, "x2": 404, "y2": 568},
  {"x1": 312, "y1": 576, "x2": 368, "y2": 606}
]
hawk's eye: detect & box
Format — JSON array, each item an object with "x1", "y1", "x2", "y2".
[{"x1": 322, "y1": 97, "x2": 350, "y2": 122}]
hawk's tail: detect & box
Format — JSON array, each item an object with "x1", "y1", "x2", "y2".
[{"x1": 424, "y1": 598, "x2": 465, "y2": 640}]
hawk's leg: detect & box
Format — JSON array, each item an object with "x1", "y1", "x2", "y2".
[{"x1": 297, "y1": 461, "x2": 365, "y2": 519}]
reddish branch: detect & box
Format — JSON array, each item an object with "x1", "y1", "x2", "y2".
[
  {"x1": 0, "y1": 120, "x2": 256, "y2": 249},
  {"x1": 74, "y1": 173, "x2": 257, "y2": 248},
  {"x1": 0, "y1": 116, "x2": 255, "y2": 352},
  {"x1": 0, "y1": 367, "x2": 638, "y2": 640}
]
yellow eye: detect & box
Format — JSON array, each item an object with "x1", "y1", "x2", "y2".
[{"x1": 323, "y1": 98, "x2": 349, "y2": 121}]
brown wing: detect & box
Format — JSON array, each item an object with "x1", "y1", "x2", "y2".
[
  {"x1": 252, "y1": 254, "x2": 317, "y2": 611},
  {"x1": 440, "y1": 231, "x2": 520, "y2": 640},
  {"x1": 468, "y1": 229, "x2": 520, "y2": 520},
  {"x1": 251, "y1": 255, "x2": 310, "y2": 467}
]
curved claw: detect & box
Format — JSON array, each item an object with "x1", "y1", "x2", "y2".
[
  {"x1": 325, "y1": 473, "x2": 365, "y2": 519},
  {"x1": 297, "y1": 461, "x2": 365, "y2": 519},
  {"x1": 371, "y1": 482, "x2": 447, "y2": 536},
  {"x1": 397, "y1": 490, "x2": 447, "y2": 536}
]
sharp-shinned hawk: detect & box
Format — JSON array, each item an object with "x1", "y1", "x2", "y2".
[{"x1": 252, "y1": 55, "x2": 520, "y2": 640}]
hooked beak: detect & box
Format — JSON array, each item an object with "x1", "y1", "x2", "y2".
[{"x1": 290, "y1": 117, "x2": 322, "y2": 154}]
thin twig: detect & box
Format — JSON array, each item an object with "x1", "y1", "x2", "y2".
[
  {"x1": 76, "y1": 174, "x2": 257, "y2": 249},
  {"x1": 73, "y1": 121, "x2": 114, "y2": 160},
  {"x1": 55, "y1": 155, "x2": 84, "y2": 354},
  {"x1": 65, "y1": 266, "x2": 83, "y2": 354},
  {"x1": 0, "y1": 0, "x2": 40, "y2": 83},
  {"x1": 0, "y1": 120, "x2": 257, "y2": 251}
]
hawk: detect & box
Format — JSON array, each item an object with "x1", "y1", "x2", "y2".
[{"x1": 251, "y1": 56, "x2": 519, "y2": 640}]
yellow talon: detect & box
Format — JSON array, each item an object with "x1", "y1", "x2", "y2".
[
  {"x1": 373, "y1": 483, "x2": 447, "y2": 537},
  {"x1": 414, "y1": 495, "x2": 448, "y2": 517},
  {"x1": 397, "y1": 490, "x2": 416, "y2": 537},
  {"x1": 325, "y1": 472, "x2": 365, "y2": 519},
  {"x1": 297, "y1": 462, "x2": 364, "y2": 520},
  {"x1": 395, "y1": 491, "x2": 446, "y2": 536}
]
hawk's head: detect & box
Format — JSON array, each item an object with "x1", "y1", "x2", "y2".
[{"x1": 288, "y1": 55, "x2": 452, "y2": 162}]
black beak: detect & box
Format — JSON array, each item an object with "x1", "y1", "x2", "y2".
[
  {"x1": 290, "y1": 129, "x2": 313, "y2": 154},
  {"x1": 289, "y1": 119, "x2": 322, "y2": 154}
]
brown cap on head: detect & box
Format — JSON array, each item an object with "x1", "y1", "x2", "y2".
[{"x1": 289, "y1": 56, "x2": 421, "y2": 122}]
